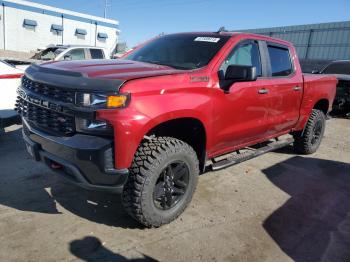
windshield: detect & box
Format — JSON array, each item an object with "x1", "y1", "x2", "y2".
[
  {"x1": 31, "y1": 47, "x2": 66, "y2": 60},
  {"x1": 125, "y1": 34, "x2": 230, "y2": 70},
  {"x1": 322, "y1": 62, "x2": 350, "y2": 75}
]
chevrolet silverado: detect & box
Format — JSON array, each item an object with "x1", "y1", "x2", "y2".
[{"x1": 16, "y1": 32, "x2": 337, "y2": 227}]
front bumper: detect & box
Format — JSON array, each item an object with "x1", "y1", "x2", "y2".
[{"x1": 22, "y1": 119, "x2": 129, "y2": 193}]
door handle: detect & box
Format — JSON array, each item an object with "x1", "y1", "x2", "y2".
[
  {"x1": 258, "y1": 88, "x2": 269, "y2": 94},
  {"x1": 293, "y1": 86, "x2": 302, "y2": 91}
]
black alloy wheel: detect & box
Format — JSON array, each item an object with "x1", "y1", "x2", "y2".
[
  {"x1": 122, "y1": 137, "x2": 199, "y2": 227},
  {"x1": 153, "y1": 161, "x2": 190, "y2": 210},
  {"x1": 293, "y1": 109, "x2": 326, "y2": 154}
]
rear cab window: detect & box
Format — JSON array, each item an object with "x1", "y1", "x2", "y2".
[{"x1": 267, "y1": 44, "x2": 293, "y2": 77}]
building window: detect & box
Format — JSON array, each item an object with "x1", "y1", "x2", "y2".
[
  {"x1": 75, "y1": 28, "x2": 87, "y2": 39},
  {"x1": 51, "y1": 24, "x2": 63, "y2": 36},
  {"x1": 97, "y1": 32, "x2": 108, "y2": 42},
  {"x1": 23, "y1": 19, "x2": 37, "y2": 31}
]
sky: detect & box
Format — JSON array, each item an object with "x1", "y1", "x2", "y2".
[{"x1": 28, "y1": 0, "x2": 350, "y2": 47}]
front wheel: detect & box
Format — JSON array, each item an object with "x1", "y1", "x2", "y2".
[
  {"x1": 122, "y1": 137, "x2": 199, "y2": 227},
  {"x1": 293, "y1": 109, "x2": 326, "y2": 154}
]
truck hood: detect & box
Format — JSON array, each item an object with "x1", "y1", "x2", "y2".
[
  {"x1": 25, "y1": 59, "x2": 183, "y2": 92},
  {"x1": 41, "y1": 59, "x2": 182, "y2": 81}
]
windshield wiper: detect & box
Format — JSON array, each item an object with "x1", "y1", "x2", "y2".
[
  {"x1": 138, "y1": 60, "x2": 192, "y2": 70},
  {"x1": 141, "y1": 60, "x2": 175, "y2": 68},
  {"x1": 145, "y1": 60, "x2": 193, "y2": 70}
]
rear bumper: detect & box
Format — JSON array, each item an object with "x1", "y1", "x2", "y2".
[
  {"x1": 22, "y1": 119, "x2": 129, "y2": 193},
  {"x1": 0, "y1": 110, "x2": 21, "y2": 129}
]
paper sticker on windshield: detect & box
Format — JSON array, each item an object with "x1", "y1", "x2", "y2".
[{"x1": 194, "y1": 37, "x2": 220, "y2": 43}]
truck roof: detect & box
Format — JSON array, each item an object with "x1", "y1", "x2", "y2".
[{"x1": 164, "y1": 31, "x2": 292, "y2": 46}]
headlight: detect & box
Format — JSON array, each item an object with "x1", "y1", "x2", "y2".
[
  {"x1": 75, "y1": 92, "x2": 129, "y2": 135},
  {"x1": 76, "y1": 93, "x2": 130, "y2": 108},
  {"x1": 82, "y1": 93, "x2": 107, "y2": 106}
]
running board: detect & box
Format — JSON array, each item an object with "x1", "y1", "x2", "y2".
[{"x1": 211, "y1": 137, "x2": 294, "y2": 171}]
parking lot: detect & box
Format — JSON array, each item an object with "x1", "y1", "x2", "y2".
[{"x1": 0, "y1": 118, "x2": 349, "y2": 262}]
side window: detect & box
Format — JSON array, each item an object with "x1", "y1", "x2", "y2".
[
  {"x1": 220, "y1": 41, "x2": 262, "y2": 77},
  {"x1": 267, "y1": 45, "x2": 293, "y2": 76},
  {"x1": 65, "y1": 48, "x2": 85, "y2": 60},
  {"x1": 90, "y1": 49, "x2": 105, "y2": 59}
]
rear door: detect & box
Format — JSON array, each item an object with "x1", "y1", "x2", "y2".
[{"x1": 263, "y1": 42, "x2": 303, "y2": 136}]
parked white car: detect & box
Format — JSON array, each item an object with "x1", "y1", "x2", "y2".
[
  {"x1": 0, "y1": 45, "x2": 110, "y2": 131},
  {"x1": 31, "y1": 45, "x2": 110, "y2": 61},
  {"x1": 0, "y1": 60, "x2": 23, "y2": 131}
]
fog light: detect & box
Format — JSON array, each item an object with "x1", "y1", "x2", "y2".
[
  {"x1": 87, "y1": 120, "x2": 107, "y2": 129},
  {"x1": 76, "y1": 118, "x2": 113, "y2": 135}
]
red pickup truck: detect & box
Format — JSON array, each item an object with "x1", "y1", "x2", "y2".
[{"x1": 16, "y1": 32, "x2": 337, "y2": 227}]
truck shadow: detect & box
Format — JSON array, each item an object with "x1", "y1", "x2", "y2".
[
  {"x1": 69, "y1": 236, "x2": 157, "y2": 262},
  {"x1": 0, "y1": 128, "x2": 141, "y2": 229},
  {"x1": 51, "y1": 182, "x2": 142, "y2": 229},
  {"x1": 2, "y1": 127, "x2": 350, "y2": 255},
  {"x1": 262, "y1": 156, "x2": 350, "y2": 262}
]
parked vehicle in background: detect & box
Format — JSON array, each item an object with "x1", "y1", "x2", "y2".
[
  {"x1": 16, "y1": 32, "x2": 337, "y2": 227},
  {"x1": 0, "y1": 45, "x2": 109, "y2": 130},
  {"x1": 318, "y1": 60, "x2": 350, "y2": 115},
  {"x1": 1, "y1": 58, "x2": 33, "y2": 71},
  {"x1": 0, "y1": 61, "x2": 22, "y2": 132},
  {"x1": 300, "y1": 59, "x2": 331, "y2": 73},
  {"x1": 31, "y1": 45, "x2": 110, "y2": 61}
]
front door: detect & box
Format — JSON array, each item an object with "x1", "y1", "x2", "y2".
[{"x1": 212, "y1": 40, "x2": 270, "y2": 153}]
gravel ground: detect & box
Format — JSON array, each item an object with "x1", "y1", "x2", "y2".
[{"x1": 0, "y1": 118, "x2": 349, "y2": 262}]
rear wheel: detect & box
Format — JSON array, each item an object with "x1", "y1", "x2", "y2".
[
  {"x1": 293, "y1": 109, "x2": 326, "y2": 154},
  {"x1": 122, "y1": 137, "x2": 199, "y2": 227}
]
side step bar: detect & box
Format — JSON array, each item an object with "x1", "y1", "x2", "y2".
[{"x1": 211, "y1": 137, "x2": 294, "y2": 171}]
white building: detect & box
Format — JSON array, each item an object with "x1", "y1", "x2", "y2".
[{"x1": 0, "y1": 0, "x2": 119, "y2": 55}]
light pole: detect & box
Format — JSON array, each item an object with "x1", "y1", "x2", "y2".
[{"x1": 104, "y1": 0, "x2": 111, "y2": 18}]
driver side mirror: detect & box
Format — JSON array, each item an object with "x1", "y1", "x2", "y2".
[
  {"x1": 219, "y1": 65, "x2": 257, "y2": 92},
  {"x1": 224, "y1": 65, "x2": 257, "y2": 82}
]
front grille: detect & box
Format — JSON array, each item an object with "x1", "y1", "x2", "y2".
[
  {"x1": 22, "y1": 76, "x2": 75, "y2": 103},
  {"x1": 16, "y1": 97, "x2": 75, "y2": 135}
]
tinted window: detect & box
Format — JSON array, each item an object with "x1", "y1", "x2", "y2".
[
  {"x1": 90, "y1": 49, "x2": 105, "y2": 59},
  {"x1": 125, "y1": 34, "x2": 230, "y2": 70},
  {"x1": 322, "y1": 62, "x2": 350, "y2": 75},
  {"x1": 31, "y1": 47, "x2": 65, "y2": 60},
  {"x1": 268, "y1": 45, "x2": 292, "y2": 76},
  {"x1": 65, "y1": 49, "x2": 85, "y2": 60},
  {"x1": 220, "y1": 41, "x2": 262, "y2": 76}
]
